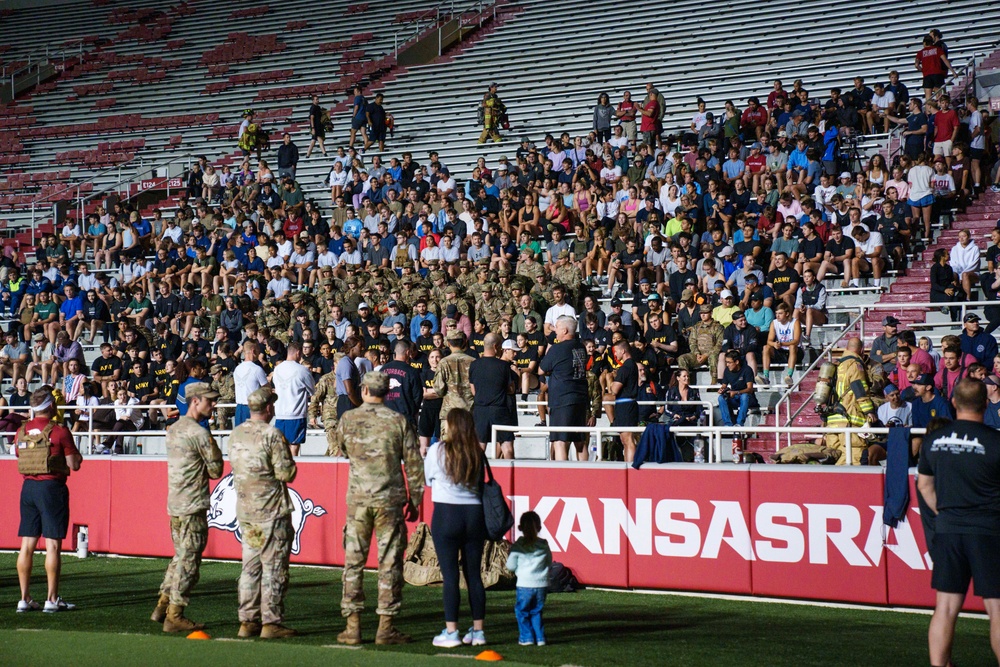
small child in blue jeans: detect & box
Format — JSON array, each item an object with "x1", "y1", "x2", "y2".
[{"x1": 506, "y1": 511, "x2": 552, "y2": 646}]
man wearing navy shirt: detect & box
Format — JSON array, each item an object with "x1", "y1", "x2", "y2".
[{"x1": 917, "y1": 379, "x2": 1000, "y2": 667}]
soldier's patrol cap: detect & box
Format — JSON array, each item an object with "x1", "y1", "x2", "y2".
[
  {"x1": 321, "y1": 278, "x2": 334, "y2": 286},
  {"x1": 262, "y1": 298, "x2": 275, "y2": 308},
  {"x1": 459, "y1": 259, "x2": 470, "y2": 268},
  {"x1": 497, "y1": 266, "x2": 511, "y2": 276},
  {"x1": 681, "y1": 288, "x2": 694, "y2": 301},
  {"x1": 444, "y1": 285, "x2": 459, "y2": 295},
  {"x1": 481, "y1": 284, "x2": 493, "y2": 293},
  {"x1": 401, "y1": 275, "x2": 414, "y2": 284},
  {"x1": 187, "y1": 382, "x2": 220, "y2": 400},
  {"x1": 374, "y1": 279, "x2": 385, "y2": 287},
  {"x1": 361, "y1": 370, "x2": 390, "y2": 394},
  {"x1": 346, "y1": 264, "x2": 358, "y2": 272},
  {"x1": 289, "y1": 292, "x2": 305, "y2": 302},
  {"x1": 429, "y1": 270, "x2": 446, "y2": 281},
  {"x1": 446, "y1": 329, "x2": 466, "y2": 343},
  {"x1": 476, "y1": 257, "x2": 490, "y2": 266},
  {"x1": 209, "y1": 364, "x2": 225, "y2": 375},
  {"x1": 401, "y1": 260, "x2": 414, "y2": 268},
  {"x1": 557, "y1": 250, "x2": 570, "y2": 259},
  {"x1": 699, "y1": 304, "x2": 713, "y2": 313},
  {"x1": 247, "y1": 386, "x2": 278, "y2": 412}
]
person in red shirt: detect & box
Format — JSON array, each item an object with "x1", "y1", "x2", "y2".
[
  {"x1": 639, "y1": 94, "x2": 659, "y2": 149},
  {"x1": 14, "y1": 388, "x2": 82, "y2": 613},
  {"x1": 740, "y1": 97, "x2": 769, "y2": 140},
  {"x1": 766, "y1": 80, "x2": 788, "y2": 111},
  {"x1": 915, "y1": 34, "x2": 955, "y2": 101},
  {"x1": 615, "y1": 91, "x2": 638, "y2": 149},
  {"x1": 932, "y1": 95, "x2": 960, "y2": 167}
]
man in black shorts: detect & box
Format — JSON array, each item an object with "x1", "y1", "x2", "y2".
[
  {"x1": 15, "y1": 388, "x2": 82, "y2": 613},
  {"x1": 816, "y1": 224, "x2": 855, "y2": 288},
  {"x1": 610, "y1": 339, "x2": 640, "y2": 463},
  {"x1": 917, "y1": 378, "x2": 1000, "y2": 666},
  {"x1": 469, "y1": 333, "x2": 517, "y2": 458},
  {"x1": 539, "y1": 315, "x2": 591, "y2": 461}
]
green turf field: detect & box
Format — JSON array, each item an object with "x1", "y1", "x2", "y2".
[{"x1": 0, "y1": 553, "x2": 993, "y2": 666}]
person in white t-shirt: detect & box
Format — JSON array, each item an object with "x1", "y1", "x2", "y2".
[
  {"x1": 233, "y1": 341, "x2": 269, "y2": 426},
  {"x1": 877, "y1": 384, "x2": 911, "y2": 426},
  {"x1": 866, "y1": 82, "x2": 895, "y2": 134},
  {"x1": 272, "y1": 342, "x2": 316, "y2": 455},
  {"x1": 850, "y1": 226, "x2": 886, "y2": 288},
  {"x1": 542, "y1": 284, "x2": 577, "y2": 336},
  {"x1": 266, "y1": 270, "x2": 291, "y2": 299},
  {"x1": 906, "y1": 154, "x2": 935, "y2": 240},
  {"x1": 949, "y1": 229, "x2": 980, "y2": 301}
]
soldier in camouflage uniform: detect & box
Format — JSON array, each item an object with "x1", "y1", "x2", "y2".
[
  {"x1": 476, "y1": 284, "x2": 513, "y2": 330},
  {"x1": 552, "y1": 250, "x2": 584, "y2": 307},
  {"x1": 330, "y1": 371, "x2": 423, "y2": 646},
  {"x1": 677, "y1": 305, "x2": 725, "y2": 382},
  {"x1": 209, "y1": 363, "x2": 235, "y2": 430},
  {"x1": 230, "y1": 387, "x2": 298, "y2": 640},
  {"x1": 456, "y1": 259, "x2": 476, "y2": 291},
  {"x1": 432, "y1": 331, "x2": 475, "y2": 437},
  {"x1": 308, "y1": 367, "x2": 342, "y2": 456},
  {"x1": 531, "y1": 272, "x2": 557, "y2": 312},
  {"x1": 515, "y1": 248, "x2": 546, "y2": 285},
  {"x1": 153, "y1": 383, "x2": 223, "y2": 633}
]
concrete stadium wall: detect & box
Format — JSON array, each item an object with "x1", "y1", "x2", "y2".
[{"x1": 0, "y1": 458, "x2": 982, "y2": 612}]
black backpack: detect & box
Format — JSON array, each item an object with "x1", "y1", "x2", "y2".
[{"x1": 480, "y1": 456, "x2": 514, "y2": 541}]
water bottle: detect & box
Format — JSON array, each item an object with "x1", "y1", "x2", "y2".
[
  {"x1": 76, "y1": 526, "x2": 89, "y2": 559},
  {"x1": 589, "y1": 436, "x2": 599, "y2": 462},
  {"x1": 693, "y1": 438, "x2": 705, "y2": 463}
]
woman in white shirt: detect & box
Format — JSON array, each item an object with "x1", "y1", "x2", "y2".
[
  {"x1": 659, "y1": 182, "x2": 681, "y2": 217},
  {"x1": 949, "y1": 229, "x2": 981, "y2": 301},
  {"x1": 103, "y1": 387, "x2": 142, "y2": 454},
  {"x1": 420, "y1": 236, "x2": 443, "y2": 269},
  {"x1": 440, "y1": 234, "x2": 460, "y2": 269},
  {"x1": 328, "y1": 161, "x2": 349, "y2": 202},
  {"x1": 424, "y1": 409, "x2": 488, "y2": 648},
  {"x1": 906, "y1": 153, "x2": 935, "y2": 243},
  {"x1": 202, "y1": 165, "x2": 221, "y2": 202}
]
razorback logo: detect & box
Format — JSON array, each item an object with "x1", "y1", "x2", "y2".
[
  {"x1": 208, "y1": 473, "x2": 327, "y2": 555},
  {"x1": 509, "y1": 496, "x2": 932, "y2": 570}
]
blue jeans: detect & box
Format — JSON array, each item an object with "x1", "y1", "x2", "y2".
[
  {"x1": 514, "y1": 587, "x2": 546, "y2": 644},
  {"x1": 718, "y1": 393, "x2": 749, "y2": 427}
]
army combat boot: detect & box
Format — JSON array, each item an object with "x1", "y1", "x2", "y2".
[
  {"x1": 150, "y1": 593, "x2": 170, "y2": 623},
  {"x1": 238, "y1": 621, "x2": 262, "y2": 638},
  {"x1": 162, "y1": 604, "x2": 204, "y2": 633},
  {"x1": 336, "y1": 612, "x2": 361, "y2": 645},
  {"x1": 260, "y1": 623, "x2": 297, "y2": 639},
  {"x1": 375, "y1": 615, "x2": 411, "y2": 645}
]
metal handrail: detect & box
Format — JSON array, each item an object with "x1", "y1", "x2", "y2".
[
  {"x1": 3, "y1": 39, "x2": 87, "y2": 102},
  {"x1": 491, "y1": 423, "x2": 927, "y2": 466}
]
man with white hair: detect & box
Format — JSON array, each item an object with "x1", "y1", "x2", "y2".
[{"x1": 539, "y1": 316, "x2": 592, "y2": 461}]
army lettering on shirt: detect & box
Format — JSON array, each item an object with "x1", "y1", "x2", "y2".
[
  {"x1": 469, "y1": 331, "x2": 487, "y2": 355},
  {"x1": 129, "y1": 374, "x2": 155, "y2": 401},
  {"x1": 408, "y1": 352, "x2": 427, "y2": 373},
  {"x1": 415, "y1": 334, "x2": 436, "y2": 355},
  {"x1": 91, "y1": 355, "x2": 121, "y2": 377},
  {"x1": 513, "y1": 346, "x2": 538, "y2": 371},
  {"x1": 766, "y1": 267, "x2": 800, "y2": 294}
]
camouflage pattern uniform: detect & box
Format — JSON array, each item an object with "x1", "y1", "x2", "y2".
[
  {"x1": 331, "y1": 402, "x2": 424, "y2": 617},
  {"x1": 198, "y1": 293, "x2": 225, "y2": 333},
  {"x1": 553, "y1": 261, "x2": 584, "y2": 307},
  {"x1": 677, "y1": 315, "x2": 725, "y2": 382},
  {"x1": 230, "y1": 419, "x2": 298, "y2": 626},
  {"x1": 308, "y1": 370, "x2": 342, "y2": 456},
  {"x1": 159, "y1": 416, "x2": 223, "y2": 606},
  {"x1": 212, "y1": 373, "x2": 236, "y2": 430},
  {"x1": 432, "y1": 347, "x2": 474, "y2": 436}
]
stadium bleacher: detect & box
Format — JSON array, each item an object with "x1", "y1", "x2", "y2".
[{"x1": 0, "y1": 0, "x2": 997, "y2": 463}]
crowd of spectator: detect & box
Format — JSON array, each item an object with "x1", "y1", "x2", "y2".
[{"x1": 0, "y1": 27, "x2": 995, "y2": 461}]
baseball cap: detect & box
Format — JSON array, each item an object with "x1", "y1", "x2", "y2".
[
  {"x1": 610, "y1": 298, "x2": 622, "y2": 307},
  {"x1": 913, "y1": 373, "x2": 935, "y2": 387},
  {"x1": 684, "y1": 276, "x2": 698, "y2": 286},
  {"x1": 361, "y1": 371, "x2": 389, "y2": 394},
  {"x1": 839, "y1": 171, "x2": 852, "y2": 179},
  {"x1": 883, "y1": 384, "x2": 899, "y2": 396},
  {"x1": 681, "y1": 288, "x2": 694, "y2": 301},
  {"x1": 358, "y1": 302, "x2": 370, "y2": 310},
  {"x1": 719, "y1": 246, "x2": 734, "y2": 257},
  {"x1": 985, "y1": 375, "x2": 1000, "y2": 387},
  {"x1": 750, "y1": 291, "x2": 763, "y2": 302},
  {"x1": 882, "y1": 316, "x2": 900, "y2": 327},
  {"x1": 501, "y1": 339, "x2": 517, "y2": 351},
  {"x1": 647, "y1": 292, "x2": 661, "y2": 301},
  {"x1": 964, "y1": 313, "x2": 980, "y2": 323},
  {"x1": 446, "y1": 304, "x2": 458, "y2": 318},
  {"x1": 186, "y1": 382, "x2": 220, "y2": 400},
  {"x1": 247, "y1": 386, "x2": 278, "y2": 412},
  {"x1": 387, "y1": 299, "x2": 398, "y2": 308},
  {"x1": 720, "y1": 290, "x2": 733, "y2": 299}
]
